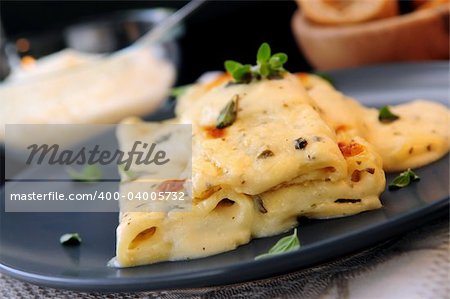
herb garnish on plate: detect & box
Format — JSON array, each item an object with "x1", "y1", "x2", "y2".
[
  {"x1": 60, "y1": 233, "x2": 82, "y2": 246},
  {"x1": 389, "y1": 168, "x2": 420, "y2": 190},
  {"x1": 66, "y1": 164, "x2": 102, "y2": 182},
  {"x1": 255, "y1": 228, "x2": 300, "y2": 260}
]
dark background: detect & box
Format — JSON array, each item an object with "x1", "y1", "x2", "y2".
[
  {"x1": 0, "y1": 0, "x2": 313, "y2": 85},
  {"x1": 0, "y1": 0, "x2": 313, "y2": 183}
]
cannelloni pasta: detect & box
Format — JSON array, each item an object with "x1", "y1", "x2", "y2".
[
  {"x1": 298, "y1": 73, "x2": 450, "y2": 171},
  {"x1": 113, "y1": 47, "x2": 449, "y2": 267},
  {"x1": 115, "y1": 73, "x2": 386, "y2": 267}
]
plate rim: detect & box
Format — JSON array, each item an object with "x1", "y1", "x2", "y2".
[{"x1": 0, "y1": 199, "x2": 448, "y2": 292}]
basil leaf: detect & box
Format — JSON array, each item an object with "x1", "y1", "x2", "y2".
[
  {"x1": 255, "y1": 228, "x2": 300, "y2": 260},
  {"x1": 378, "y1": 106, "x2": 400, "y2": 123},
  {"x1": 389, "y1": 168, "x2": 420, "y2": 190},
  {"x1": 313, "y1": 71, "x2": 334, "y2": 86},
  {"x1": 66, "y1": 164, "x2": 102, "y2": 182},
  {"x1": 60, "y1": 233, "x2": 82, "y2": 245},
  {"x1": 216, "y1": 95, "x2": 239, "y2": 129},
  {"x1": 257, "y1": 42, "x2": 271, "y2": 64}
]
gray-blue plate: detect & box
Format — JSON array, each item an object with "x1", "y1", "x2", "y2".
[{"x1": 0, "y1": 62, "x2": 448, "y2": 292}]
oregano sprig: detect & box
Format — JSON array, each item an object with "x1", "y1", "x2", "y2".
[{"x1": 224, "y1": 43, "x2": 288, "y2": 84}]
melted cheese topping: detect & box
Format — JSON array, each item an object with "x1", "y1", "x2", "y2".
[
  {"x1": 115, "y1": 72, "x2": 448, "y2": 267},
  {"x1": 300, "y1": 73, "x2": 449, "y2": 171},
  {"x1": 362, "y1": 101, "x2": 449, "y2": 171},
  {"x1": 183, "y1": 75, "x2": 347, "y2": 197},
  {"x1": 115, "y1": 73, "x2": 389, "y2": 267}
]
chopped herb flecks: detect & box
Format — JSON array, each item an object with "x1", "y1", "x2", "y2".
[
  {"x1": 258, "y1": 149, "x2": 274, "y2": 159},
  {"x1": 253, "y1": 195, "x2": 268, "y2": 213},
  {"x1": 294, "y1": 138, "x2": 308, "y2": 150},
  {"x1": 379, "y1": 106, "x2": 399, "y2": 123}
]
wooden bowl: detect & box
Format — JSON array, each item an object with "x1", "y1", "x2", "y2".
[{"x1": 291, "y1": 5, "x2": 450, "y2": 70}]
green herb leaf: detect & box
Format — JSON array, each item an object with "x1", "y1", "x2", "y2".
[
  {"x1": 171, "y1": 84, "x2": 192, "y2": 98},
  {"x1": 66, "y1": 164, "x2": 102, "y2": 182},
  {"x1": 273, "y1": 53, "x2": 288, "y2": 64},
  {"x1": 60, "y1": 233, "x2": 82, "y2": 245},
  {"x1": 233, "y1": 64, "x2": 252, "y2": 82},
  {"x1": 255, "y1": 228, "x2": 300, "y2": 260},
  {"x1": 259, "y1": 63, "x2": 270, "y2": 78},
  {"x1": 379, "y1": 106, "x2": 400, "y2": 123},
  {"x1": 224, "y1": 60, "x2": 243, "y2": 74},
  {"x1": 225, "y1": 60, "x2": 252, "y2": 83},
  {"x1": 313, "y1": 71, "x2": 334, "y2": 86},
  {"x1": 216, "y1": 95, "x2": 239, "y2": 129},
  {"x1": 270, "y1": 53, "x2": 288, "y2": 69},
  {"x1": 389, "y1": 168, "x2": 420, "y2": 190},
  {"x1": 257, "y1": 42, "x2": 271, "y2": 64}
]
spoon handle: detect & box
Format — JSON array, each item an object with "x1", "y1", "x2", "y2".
[{"x1": 136, "y1": 0, "x2": 207, "y2": 46}]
